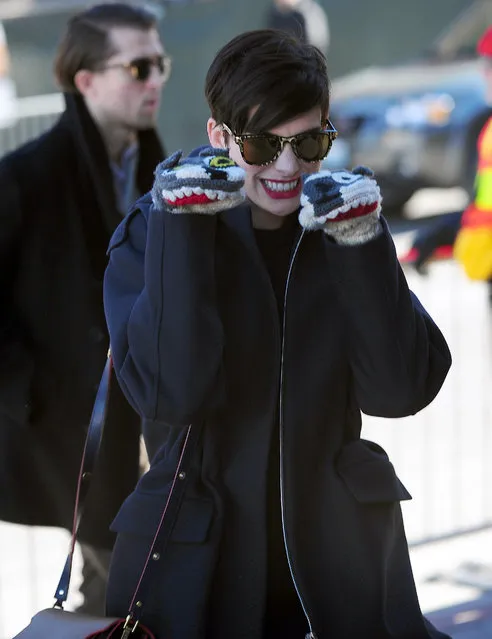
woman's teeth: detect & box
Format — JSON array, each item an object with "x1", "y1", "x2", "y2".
[{"x1": 263, "y1": 179, "x2": 299, "y2": 192}]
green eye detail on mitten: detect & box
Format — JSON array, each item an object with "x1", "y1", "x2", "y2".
[
  {"x1": 209, "y1": 156, "x2": 236, "y2": 168},
  {"x1": 152, "y1": 147, "x2": 245, "y2": 214}
]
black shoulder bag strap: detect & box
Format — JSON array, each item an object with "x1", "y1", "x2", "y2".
[{"x1": 53, "y1": 351, "x2": 203, "y2": 635}]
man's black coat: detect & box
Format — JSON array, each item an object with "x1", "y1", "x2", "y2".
[{"x1": 0, "y1": 93, "x2": 164, "y2": 548}]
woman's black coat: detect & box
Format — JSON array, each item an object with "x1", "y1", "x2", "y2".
[
  {"x1": 103, "y1": 191, "x2": 452, "y2": 638},
  {"x1": 0, "y1": 94, "x2": 164, "y2": 549}
]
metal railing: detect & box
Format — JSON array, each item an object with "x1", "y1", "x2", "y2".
[
  {"x1": 0, "y1": 93, "x2": 63, "y2": 157},
  {"x1": 363, "y1": 247, "x2": 492, "y2": 547}
]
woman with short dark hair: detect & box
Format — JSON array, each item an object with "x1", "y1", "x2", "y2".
[{"x1": 104, "y1": 29, "x2": 451, "y2": 639}]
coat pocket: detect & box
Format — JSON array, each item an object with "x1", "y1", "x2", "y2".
[
  {"x1": 110, "y1": 491, "x2": 214, "y2": 544},
  {"x1": 336, "y1": 439, "x2": 411, "y2": 503}
]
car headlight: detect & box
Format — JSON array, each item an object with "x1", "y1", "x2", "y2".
[{"x1": 385, "y1": 93, "x2": 455, "y2": 127}]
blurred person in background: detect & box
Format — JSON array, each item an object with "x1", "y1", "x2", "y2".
[
  {"x1": 0, "y1": 2, "x2": 167, "y2": 615},
  {"x1": 403, "y1": 25, "x2": 492, "y2": 281},
  {"x1": 296, "y1": 0, "x2": 329, "y2": 57},
  {"x1": 266, "y1": 0, "x2": 329, "y2": 57},
  {"x1": 454, "y1": 25, "x2": 492, "y2": 281},
  {"x1": 265, "y1": 0, "x2": 307, "y2": 43}
]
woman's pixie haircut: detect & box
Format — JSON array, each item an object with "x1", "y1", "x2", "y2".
[{"x1": 205, "y1": 29, "x2": 330, "y2": 135}]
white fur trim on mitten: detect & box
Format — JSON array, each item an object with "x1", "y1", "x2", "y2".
[{"x1": 322, "y1": 212, "x2": 382, "y2": 245}]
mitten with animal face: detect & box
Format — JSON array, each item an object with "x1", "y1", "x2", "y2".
[
  {"x1": 299, "y1": 166, "x2": 383, "y2": 245},
  {"x1": 152, "y1": 147, "x2": 245, "y2": 214}
]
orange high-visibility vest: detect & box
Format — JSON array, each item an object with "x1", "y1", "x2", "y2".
[{"x1": 454, "y1": 116, "x2": 492, "y2": 279}]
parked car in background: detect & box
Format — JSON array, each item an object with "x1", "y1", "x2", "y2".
[{"x1": 325, "y1": 0, "x2": 492, "y2": 213}]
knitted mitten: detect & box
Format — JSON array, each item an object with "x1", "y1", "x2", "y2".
[
  {"x1": 298, "y1": 166, "x2": 382, "y2": 245},
  {"x1": 152, "y1": 146, "x2": 245, "y2": 214}
]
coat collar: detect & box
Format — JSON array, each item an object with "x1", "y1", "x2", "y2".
[
  {"x1": 60, "y1": 92, "x2": 165, "y2": 234},
  {"x1": 220, "y1": 201, "x2": 303, "y2": 254},
  {"x1": 220, "y1": 202, "x2": 255, "y2": 244},
  {"x1": 219, "y1": 202, "x2": 266, "y2": 269}
]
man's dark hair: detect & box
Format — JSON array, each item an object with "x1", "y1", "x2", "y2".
[
  {"x1": 54, "y1": 3, "x2": 158, "y2": 93},
  {"x1": 205, "y1": 29, "x2": 330, "y2": 134}
]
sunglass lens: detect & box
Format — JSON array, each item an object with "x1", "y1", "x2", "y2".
[
  {"x1": 242, "y1": 136, "x2": 279, "y2": 165},
  {"x1": 130, "y1": 57, "x2": 171, "y2": 82},
  {"x1": 131, "y1": 59, "x2": 152, "y2": 81},
  {"x1": 296, "y1": 133, "x2": 332, "y2": 162}
]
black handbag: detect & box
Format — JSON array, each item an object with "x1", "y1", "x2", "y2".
[{"x1": 13, "y1": 352, "x2": 202, "y2": 638}]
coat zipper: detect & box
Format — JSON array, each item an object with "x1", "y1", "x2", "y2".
[{"x1": 278, "y1": 230, "x2": 317, "y2": 639}]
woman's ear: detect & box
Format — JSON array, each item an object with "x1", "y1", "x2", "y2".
[{"x1": 207, "y1": 118, "x2": 227, "y2": 149}]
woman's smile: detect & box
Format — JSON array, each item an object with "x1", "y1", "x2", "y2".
[{"x1": 260, "y1": 177, "x2": 302, "y2": 199}]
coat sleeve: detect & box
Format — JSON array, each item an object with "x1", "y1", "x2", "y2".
[
  {"x1": 323, "y1": 218, "x2": 452, "y2": 417},
  {"x1": 103, "y1": 200, "x2": 225, "y2": 425},
  {"x1": 0, "y1": 160, "x2": 35, "y2": 425}
]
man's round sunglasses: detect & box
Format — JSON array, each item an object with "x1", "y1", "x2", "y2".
[
  {"x1": 103, "y1": 55, "x2": 172, "y2": 83},
  {"x1": 221, "y1": 120, "x2": 338, "y2": 166}
]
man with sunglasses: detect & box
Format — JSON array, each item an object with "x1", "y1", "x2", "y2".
[
  {"x1": 0, "y1": 3, "x2": 168, "y2": 616},
  {"x1": 103, "y1": 29, "x2": 451, "y2": 639}
]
